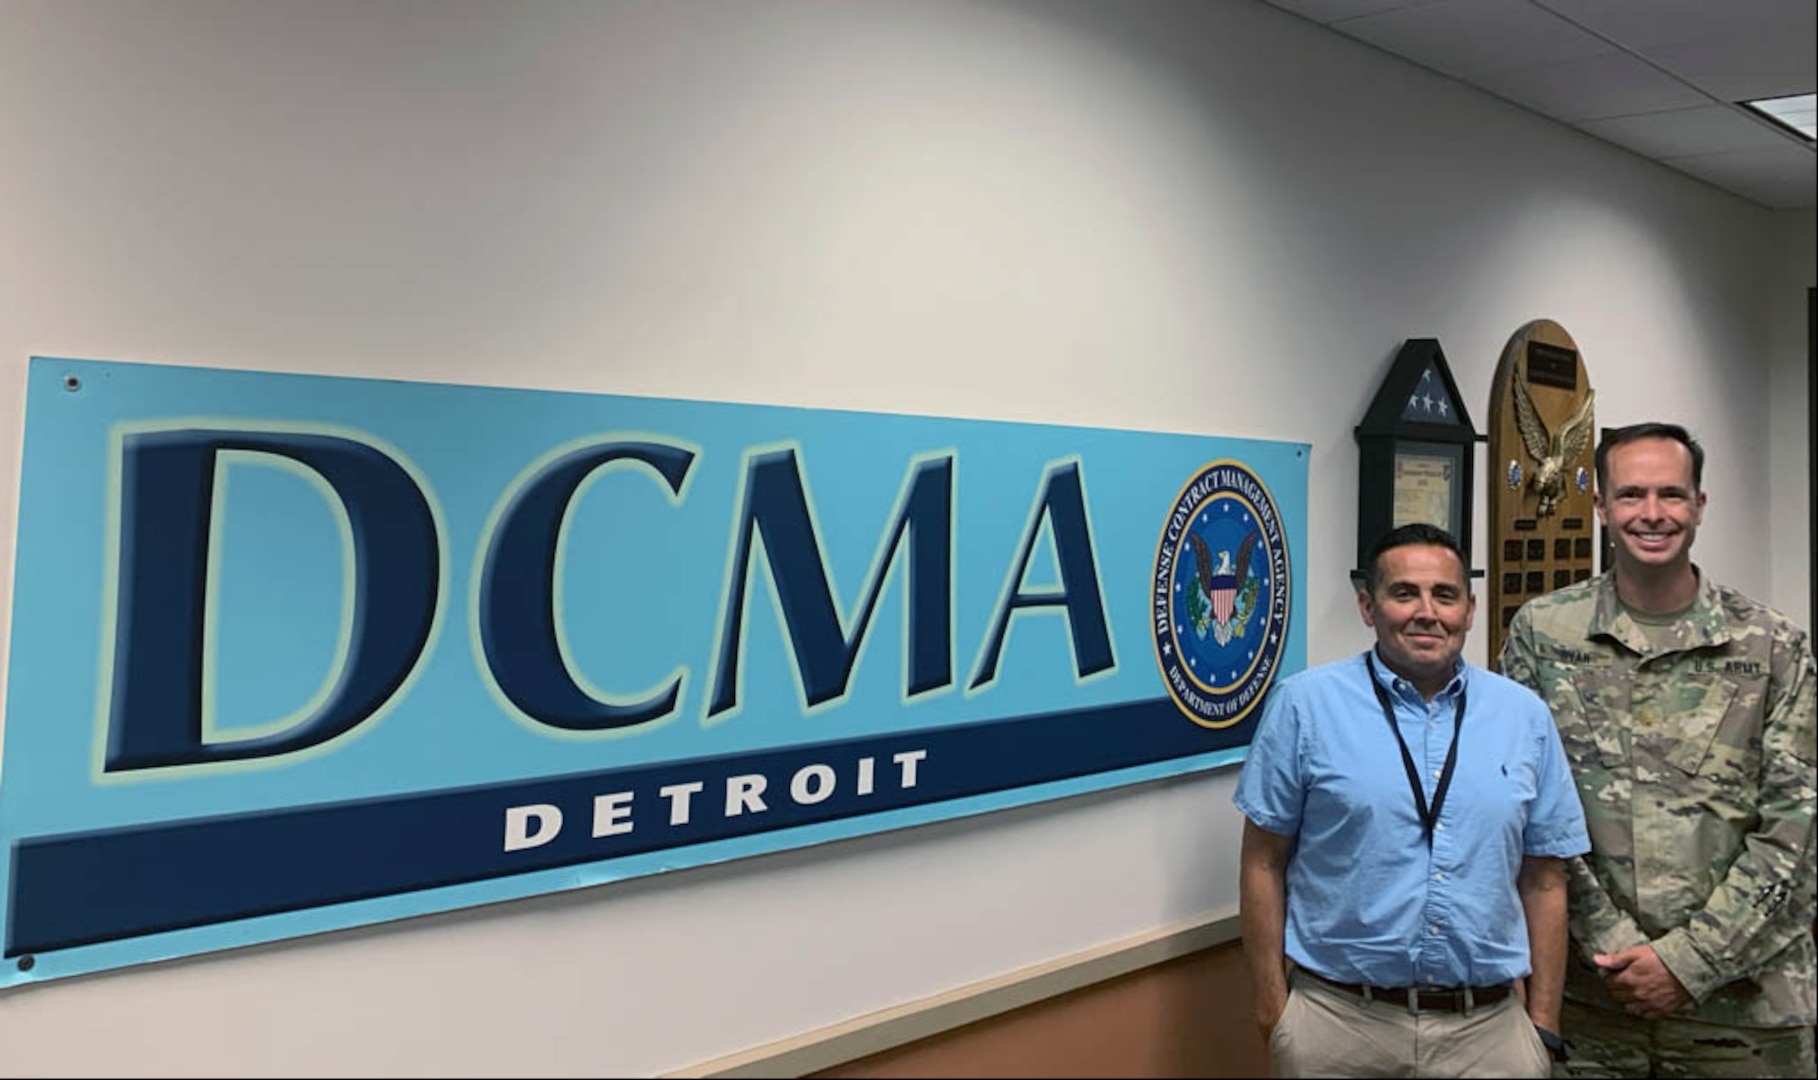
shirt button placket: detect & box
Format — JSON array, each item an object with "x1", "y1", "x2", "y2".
[
  {"x1": 1425, "y1": 696, "x2": 1451, "y2": 985},
  {"x1": 1430, "y1": 699, "x2": 1447, "y2": 832}
]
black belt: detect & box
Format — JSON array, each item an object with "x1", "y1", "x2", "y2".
[{"x1": 1301, "y1": 968, "x2": 1513, "y2": 1013}]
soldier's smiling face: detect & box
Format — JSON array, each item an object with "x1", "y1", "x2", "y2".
[
  {"x1": 1358, "y1": 543, "x2": 1475, "y2": 696},
  {"x1": 1596, "y1": 436, "x2": 1705, "y2": 575}
]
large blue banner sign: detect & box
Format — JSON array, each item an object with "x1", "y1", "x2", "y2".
[{"x1": 0, "y1": 357, "x2": 1306, "y2": 987}]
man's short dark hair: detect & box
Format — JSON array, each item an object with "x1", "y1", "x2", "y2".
[
  {"x1": 1362, "y1": 523, "x2": 1468, "y2": 594},
  {"x1": 1595, "y1": 422, "x2": 1704, "y2": 493}
]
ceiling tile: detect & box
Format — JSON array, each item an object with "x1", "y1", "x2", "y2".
[
  {"x1": 1534, "y1": 0, "x2": 1813, "y2": 51},
  {"x1": 1259, "y1": 0, "x2": 1437, "y2": 25},
  {"x1": 1479, "y1": 51, "x2": 1708, "y2": 121},
  {"x1": 1262, "y1": 0, "x2": 1814, "y2": 207},
  {"x1": 1577, "y1": 105, "x2": 1797, "y2": 158},
  {"x1": 1640, "y1": 33, "x2": 1817, "y2": 102},
  {"x1": 1332, "y1": 0, "x2": 1613, "y2": 79},
  {"x1": 1662, "y1": 143, "x2": 1818, "y2": 209}
]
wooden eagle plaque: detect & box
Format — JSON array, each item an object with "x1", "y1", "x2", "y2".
[{"x1": 1487, "y1": 319, "x2": 1596, "y2": 668}]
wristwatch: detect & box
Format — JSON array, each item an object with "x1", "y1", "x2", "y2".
[{"x1": 1535, "y1": 1025, "x2": 1570, "y2": 1064}]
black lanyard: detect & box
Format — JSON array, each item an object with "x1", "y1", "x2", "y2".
[{"x1": 1364, "y1": 653, "x2": 1466, "y2": 847}]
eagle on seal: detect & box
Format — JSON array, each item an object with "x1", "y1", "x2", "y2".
[{"x1": 1188, "y1": 528, "x2": 1259, "y2": 644}]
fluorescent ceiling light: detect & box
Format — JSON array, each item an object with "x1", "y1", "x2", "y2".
[{"x1": 1741, "y1": 93, "x2": 1816, "y2": 141}]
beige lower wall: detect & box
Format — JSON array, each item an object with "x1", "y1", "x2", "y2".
[
  {"x1": 670, "y1": 912, "x2": 1266, "y2": 1079},
  {"x1": 816, "y1": 938, "x2": 1266, "y2": 1078}
]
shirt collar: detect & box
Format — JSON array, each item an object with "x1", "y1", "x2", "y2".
[{"x1": 1366, "y1": 647, "x2": 1467, "y2": 701}]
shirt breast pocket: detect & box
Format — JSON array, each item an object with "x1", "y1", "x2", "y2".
[
  {"x1": 1553, "y1": 678, "x2": 1626, "y2": 769},
  {"x1": 1656, "y1": 677, "x2": 1748, "y2": 778}
]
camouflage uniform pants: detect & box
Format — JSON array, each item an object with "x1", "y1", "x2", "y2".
[{"x1": 1557, "y1": 999, "x2": 1815, "y2": 1078}]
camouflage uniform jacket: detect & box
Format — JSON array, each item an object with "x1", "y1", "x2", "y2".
[{"x1": 1500, "y1": 569, "x2": 1817, "y2": 1029}]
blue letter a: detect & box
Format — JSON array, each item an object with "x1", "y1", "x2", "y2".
[{"x1": 968, "y1": 460, "x2": 1113, "y2": 690}]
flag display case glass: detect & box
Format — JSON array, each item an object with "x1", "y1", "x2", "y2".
[
  {"x1": 1352, "y1": 339, "x2": 1479, "y2": 589},
  {"x1": 1487, "y1": 319, "x2": 1597, "y2": 667}
]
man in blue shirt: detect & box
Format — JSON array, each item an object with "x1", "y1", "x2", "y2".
[{"x1": 1235, "y1": 524, "x2": 1589, "y2": 1078}]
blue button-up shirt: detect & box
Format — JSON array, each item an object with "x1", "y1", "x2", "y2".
[{"x1": 1233, "y1": 649, "x2": 1589, "y2": 989}]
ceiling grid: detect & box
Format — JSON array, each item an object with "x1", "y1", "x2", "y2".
[{"x1": 1262, "y1": 0, "x2": 1816, "y2": 209}]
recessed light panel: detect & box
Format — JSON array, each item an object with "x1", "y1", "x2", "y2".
[{"x1": 1742, "y1": 93, "x2": 1816, "y2": 142}]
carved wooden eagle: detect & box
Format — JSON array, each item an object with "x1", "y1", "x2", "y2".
[{"x1": 1512, "y1": 368, "x2": 1596, "y2": 517}]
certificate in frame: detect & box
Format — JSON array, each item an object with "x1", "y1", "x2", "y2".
[{"x1": 1392, "y1": 441, "x2": 1463, "y2": 536}]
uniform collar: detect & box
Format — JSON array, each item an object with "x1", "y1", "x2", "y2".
[{"x1": 1587, "y1": 566, "x2": 1731, "y2": 655}]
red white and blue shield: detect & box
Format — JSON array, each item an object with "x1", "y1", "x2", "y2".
[{"x1": 1208, "y1": 574, "x2": 1237, "y2": 624}]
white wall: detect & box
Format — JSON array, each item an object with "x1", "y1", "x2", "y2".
[
  {"x1": 1768, "y1": 209, "x2": 1815, "y2": 633},
  {"x1": 0, "y1": 1, "x2": 1799, "y2": 1075}
]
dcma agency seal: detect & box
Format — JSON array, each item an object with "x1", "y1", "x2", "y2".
[{"x1": 1152, "y1": 461, "x2": 1290, "y2": 728}]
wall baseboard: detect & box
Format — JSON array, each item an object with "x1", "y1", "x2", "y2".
[{"x1": 666, "y1": 908, "x2": 1242, "y2": 1079}]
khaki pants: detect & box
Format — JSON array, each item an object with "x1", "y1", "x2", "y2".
[
  {"x1": 1556, "y1": 998, "x2": 1815, "y2": 1078},
  {"x1": 1269, "y1": 971, "x2": 1552, "y2": 1078}
]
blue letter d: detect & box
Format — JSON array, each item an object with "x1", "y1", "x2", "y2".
[{"x1": 103, "y1": 429, "x2": 439, "y2": 771}]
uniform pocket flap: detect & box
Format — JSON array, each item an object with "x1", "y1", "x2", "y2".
[{"x1": 1659, "y1": 678, "x2": 1739, "y2": 776}]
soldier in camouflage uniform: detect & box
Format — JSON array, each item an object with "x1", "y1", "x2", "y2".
[{"x1": 1500, "y1": 422, "x2": 1816, "y2": 1077}]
